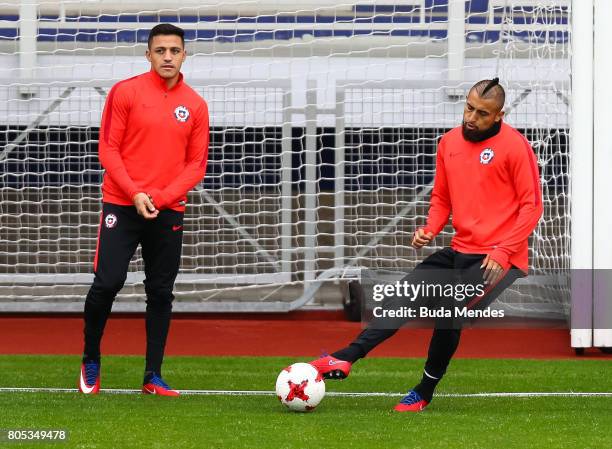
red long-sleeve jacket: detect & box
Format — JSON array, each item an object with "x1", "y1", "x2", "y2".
[
  {"x1": 422, "y1": 122, "x2": 543, "y2": 272},
  {"x1": 98, "y1": 70, "x2": 209, "y2": 211}
]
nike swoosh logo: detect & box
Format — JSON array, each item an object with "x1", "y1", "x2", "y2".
[
  {"x1": 172, "y1": 225, "x2": 183, "y2": 231},
  {"x1": 328, "y1": 360, "x2": 343, "y2": 366},
  {"x1": 79, "y1": 370, "x2": 95, "y2": 394},
  {"x1": 143, "y1": 386, "x2": 156, "y2": 394}
]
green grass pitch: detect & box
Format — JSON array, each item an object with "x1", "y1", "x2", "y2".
[{"x1": 1, "y1": 355, "x2": 611, "y2": 448}]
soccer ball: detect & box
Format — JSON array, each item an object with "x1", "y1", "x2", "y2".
[{"x1": 275, "y1": 362, "x2": 326, "y2": 412}]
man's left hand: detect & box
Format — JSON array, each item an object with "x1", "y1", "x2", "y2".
[{"x1": 481, "y1": 254, "x2": 504, "y2": 285}]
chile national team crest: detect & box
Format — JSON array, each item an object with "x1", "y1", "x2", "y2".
[
  {"x1": 104, "y1": 213, "x2": 118, "y2": 228},
  {"x1": 479, "y1": 148, "x2": 494, "y2": 164},
  {"x1": 174, "y1": 105, "x2": 190, "y2": 123}
]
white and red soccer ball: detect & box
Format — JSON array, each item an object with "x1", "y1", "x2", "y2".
[{"x1": 275, "y1": 362, "x2": 326, "y2": 412}]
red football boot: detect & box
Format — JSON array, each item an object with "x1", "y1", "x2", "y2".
[
  {"x1": 142, "y1": 375, "x2": 180, "y2": 397},
  {"x1": 78, "y1": 361, "x2": 101, "y2": 395},
  {"x1": 309, "y1": 355, "x2": 352, "y2": 380},
  {"x1": 394, "y1": 390, "x2": 429, "y2": 412}
]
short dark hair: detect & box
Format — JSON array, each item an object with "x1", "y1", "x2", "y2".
[
  {"x1": 470, "y1": 78, "x2": 506, "y2": 110},
  {"x1": 147, "y1": 24, "x2": 185, "y2": 48}
]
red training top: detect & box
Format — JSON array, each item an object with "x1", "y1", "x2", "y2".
[
  {"x1": 422, "y1": 122, "x2": 543, "y2": 272},
  {"x1": 98, "y1": 70, "x2": 209, "y2": 212}
]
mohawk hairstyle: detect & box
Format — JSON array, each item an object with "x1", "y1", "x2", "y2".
[{"x1": 470, "y1": 78, "x2": 506, "y2": 110}]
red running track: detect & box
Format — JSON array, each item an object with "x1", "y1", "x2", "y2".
[{"x1": 1, "y1": 313, "x2": 611, "y2": 359}]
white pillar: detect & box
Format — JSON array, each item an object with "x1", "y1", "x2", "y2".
[
  {"x1": 19, "y1": 1, "x2": 38, "y2": 96},
  {"x1": 593, "y1": 0, "x2": 612, "y2": 348},
  {"x1": 447, "y1": 0, "x2": 466, "y2": 82},
  {"x1": 570, "y1": 0, "x2": 594, "y2": 349}
]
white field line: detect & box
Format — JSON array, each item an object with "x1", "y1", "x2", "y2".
[{"x1": 0, "y1": 388, "x2": 611, "y2": 398}]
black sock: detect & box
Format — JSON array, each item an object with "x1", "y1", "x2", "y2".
[
  {"x1": 412, "y1": 370, "x2": 441, "y2": 403},
  {"x1": 143, "y1": 371, "x2": 156, "y2": 384},
  {"x1": 83, "y1": 288, "x2": 114, "y2": 363},
  {"x1": 331, "y1": 343, "x2": 365, "y2": 363},
  {"x1": 144, "y1": 300, "x2": 172, "y2": 375},
  {"x1": 413, "y1": 328, "x2": 461, "y2": 402}
]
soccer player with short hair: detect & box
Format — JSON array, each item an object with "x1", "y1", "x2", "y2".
[
  {"x1": 78, "y1": 24, "x2": 209, "y2": 396},
  {"x1": 311, "y1": 78, "x2": 543, "y2": 411}
]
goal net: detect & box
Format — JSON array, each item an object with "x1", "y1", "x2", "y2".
[{"x1": 0, "y1": 0, "x2": 571, "y2": 316}]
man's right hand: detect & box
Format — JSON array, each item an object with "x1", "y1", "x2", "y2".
[
  {"x1": 133, "y1": 192, "x2": 158, "y2": 220},
  {"x1": 411, "y1": 229, "x2": 434, "y2": 249}
]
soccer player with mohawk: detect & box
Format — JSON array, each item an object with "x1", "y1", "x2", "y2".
[{"x1": 311, "y1": 78, "x2": 543, "y2": 411}]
